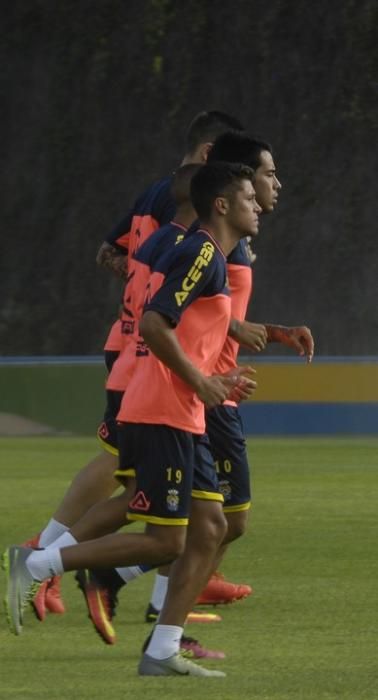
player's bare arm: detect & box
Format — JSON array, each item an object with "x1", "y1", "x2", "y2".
[
  {"x1": 96, "y1": 241, "x2": 128, "y2": 279},
  {"x1": 228, "y1": 318, "x2": 268, "y2": 352},
  {"x1": 265, "y1": 324, "x2": 314, "y2": 363},
  {"x1": 140, "y1": 310, "x2": 237, "y2": 408}
]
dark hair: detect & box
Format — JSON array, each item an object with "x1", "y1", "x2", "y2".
[
  {"x1": 208, "y1": 130, "x2": 272, "y2": 170},
  {"x1": 190, "y1": 161, "x2": 254, "y2": 220},
  {"x1": 185, "y1": 111, "x2": 244, "y2": 155},
  {"x1": 171, "y1": 164, "x2": 203, "y2": 206}
]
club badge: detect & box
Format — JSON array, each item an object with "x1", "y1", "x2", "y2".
[
  {"x1": 166, "y1": 489, "x2": 180, "y2": 512},
  {"x1": 218, "y1": 480, "x2": 232, "y2": 501}
]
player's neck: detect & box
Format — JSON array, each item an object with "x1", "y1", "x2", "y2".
[
  {"x1": 173, "y1": 204, "x2": 197, "y2": 229},
  {"x1": 200, "y1": 219, "x2": 241, "y2": 258},
  {"x1": 180, "y1": 148, "x2": 207, "y2": 166}
]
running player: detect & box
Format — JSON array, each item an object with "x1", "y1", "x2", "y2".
[
  {"x1": 4, "y1": 161, "x2": 261, "y2": 678},
  {"x1": 22, "y1": 111, "x2": 264, "y2": 618},
  {"x1": 73, "y1": 134, "x2": 312, "y2": 646},
  {"x1": 144, "y1": 131, "x2": 313, "y2": 619}
]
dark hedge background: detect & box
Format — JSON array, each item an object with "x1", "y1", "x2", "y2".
[{"x1": 1, "y1": 0, "x2": 377, "y2": 356}]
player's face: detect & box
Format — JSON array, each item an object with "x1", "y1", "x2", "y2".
[
  {"x1": 253, "y1": 150, "x2": 282, "y2": 212},
  {"x1": 229, "y1": 179, "x2": 262, "y2": 237}
]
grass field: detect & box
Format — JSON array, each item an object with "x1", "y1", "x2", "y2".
[{"x1": 0, "y1": 436, "x2": 377, "y2": 699}]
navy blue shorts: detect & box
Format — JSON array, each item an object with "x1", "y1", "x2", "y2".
[
  {"x1": 117, "y1": 423, "x2": 222, "y2": 526},
  {"x1": 97, "y1": 389, "x2": 124, "y2": 455},
  {"x1": 192, "y1": 432, "x2": 222, "y2": 502},
  {"x1": 205, "y1": 404, "x2": 251, "y2": 512}
]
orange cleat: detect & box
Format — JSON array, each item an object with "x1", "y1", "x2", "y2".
[
  {"x1": 21, "y1": 533, "x2": 66, "y2": 617},
  {"x1": 21, "y1": 533, "x2": 47, "y2": 621},
  {"x1": 75, "y1": 568, "x2": 123, "y2": 645},
  {"x1": 31, "y1": 580, "x2": 49, "y2": 621},
  {"x1": 45, "y1": 576, "x2": 66, "y2": 614},
  {"x1": 196, "y1": 571, "x2": 253, "y2": 605},
  {"x1": 22, "y1": 533, "x2": 41, "y2": 548}
]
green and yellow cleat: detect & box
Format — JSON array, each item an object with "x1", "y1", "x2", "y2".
[
  {"x1": 3, "y1": 545, "x2": 41, "y2": 635},
  {"x1": 138, "y1": 652, "x2": 226, "y2": 677}
]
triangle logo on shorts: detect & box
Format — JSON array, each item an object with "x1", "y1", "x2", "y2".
[
  {"x1": 98, "y1": 421, "x2": 109, "y2": 439},
  {"x1": 129, "y1": 490, "x2": 151, "y2": 512}
]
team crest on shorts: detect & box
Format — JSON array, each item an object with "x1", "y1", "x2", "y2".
[
  {"x1": 218, "y1": 480, "x2": 232, "y2": 501},
  {"x1": 166, "y1": 489, "x2": 180, "y2": 512}
]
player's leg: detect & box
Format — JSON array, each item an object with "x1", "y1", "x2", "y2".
[
  {"x1": 196, "y1": 405, "x2": 253, "y2": 605},
  {"x1": 52, "y1": 452, "x2": 119, "y2": 529},
  {"x1": 24, "y1": 449, "x2": 119, "y2": 621},
  {"x1": 141, "y1": 433, "x2": 227, "y2": 674},
  {"x1": 153, "y1": 499, "x2": 226, "y2": 628},
  {"x1": 3, "y1": 522, "x2": 186, "y2": 634},
  {"x1": 145, "y1": 413, "x2": 252, "y2": 614},
  {"x1": 4, "y1": 425, "x2": 225, "y2": 677},
  {"x1": 34, "y1": 389, "x2": 122, "y2": 549},
  {"x1": 145, "y1": 565, "x2": 171, "y2": 622},
  {"x1": 4, "y1": 424, "x2": 189, "y2": 633},
  {"x1": 25, "y1": 389, "x2": 123, "y2": 619}
]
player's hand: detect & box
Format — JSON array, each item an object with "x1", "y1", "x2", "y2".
[
  {"x1": 195, "y1": 375, "x2": 238, "y2": 409},
  {"x1": 224, "y1": 365, "x2": 257, "y2": 403},
  {"x1": 267, "y1": 325, "x2": 314, "y2": 363},
  {"x1": 231, "y1": 320, "x2": 268, "y2": 352},
  {"x1": 96, "y1": 242, "x2": 128, "y2": 279}
]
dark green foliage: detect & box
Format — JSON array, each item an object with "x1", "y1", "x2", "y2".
[{"x1": 1, "y1": 1, "x2": 377, "y2": 354}]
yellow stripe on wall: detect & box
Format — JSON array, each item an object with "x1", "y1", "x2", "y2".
[{"x1": 245, "y1": 363, "x2": 378, "y2": 402}]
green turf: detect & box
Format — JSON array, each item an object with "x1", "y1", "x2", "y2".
[{"x1": 0, "y1": 436, "x2": 377, "y2": 699}]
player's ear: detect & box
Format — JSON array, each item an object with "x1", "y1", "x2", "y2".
[
  {"x1": 214, "y1": 195, "x2": 228, "y2": 216},
  {"x1": 201, "y1": 142, "x2": 213, "y2": 163}
]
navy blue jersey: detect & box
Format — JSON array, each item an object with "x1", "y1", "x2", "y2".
[
  {"x1": 119, "y1": 229, "x2": 232, "y2": 433},
  {"x1": 133, "y1": 220, "x2": 186, "y2": 271},
  {"x1": 106, "y1": 176, "x2": 176, "y2": 255},
  {"x1": 103, "y1": 175, "x2": 175, "y2": 355},
  {"x1": 121, "y1": 221, "x2": 187, "y2": 336},
  {"x1": 227, "y1": 237, "x2": 254, "y2": 265},
  {"x1": 143, "y1": 229, "x2": 230, "y2": 327},
  {"x1": 107, "y1": 221, "x2": 187, "y2": 392}
]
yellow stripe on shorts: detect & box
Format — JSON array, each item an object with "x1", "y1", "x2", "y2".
[
  {"x1": 223, "y1": 502, "x2": 251, "y2": 513},
  {"x1": 97, "y1": 434, "x2": 119, "y2": 456},
  {"x1": 127, "y1": 513, "x2": 188, "y2": 526},
  {"x1": 191, "y1": 490, "x2": 224, "y2": 502}
]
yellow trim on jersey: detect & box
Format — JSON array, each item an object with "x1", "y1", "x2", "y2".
[
  {"x1": 127, "y1": 513, "x2": 188, "y2": 526},
  {"x1": 223, "y1": 502, "x2": 251, "y2": 513},
  {"x1": 114, "y1": 468, "x2": 136, "y2": 477},
  {"x1": 97, "y1": 434, "x2": 119, "y2": 456},
  {"x1": 191, "y1": 490, "x2": 224, "y2": 502}
]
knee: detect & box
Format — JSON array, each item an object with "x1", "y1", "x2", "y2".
[
  {"x1": 161, "y1": 537, "x2": 186, "y2": 562},
  {"x1": 200, "y1": 507, "x2": 228, "y2": 548},
  {"x1": 224, "y1": 511, "x2": 249, "y2": 544},
  {"x1": 214, "y1": 509, "x2": 228, "y2": 543},
  {"x1": 147, "y1": 527, "x2": 187, "y2": 564}
]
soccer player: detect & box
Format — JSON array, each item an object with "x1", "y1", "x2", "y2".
[
  {"x1": 142, "y1": 132, "x2": 313, "y2": 620},
  {"x1": 4, "y1": 161, "x2": 261, "y2": 678},
  {"x1": 97, "y1": 163, "x2": 203, "y2": 471},
  {"x1": 23, "y1": 111, "x2": 266, "y2": 618},
  {"x1": 77, "y1": 163, "x2": 256, "y2": 654},
  {"x1": 73, "y1": 134, "x2": 312, "y2": 645}
]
